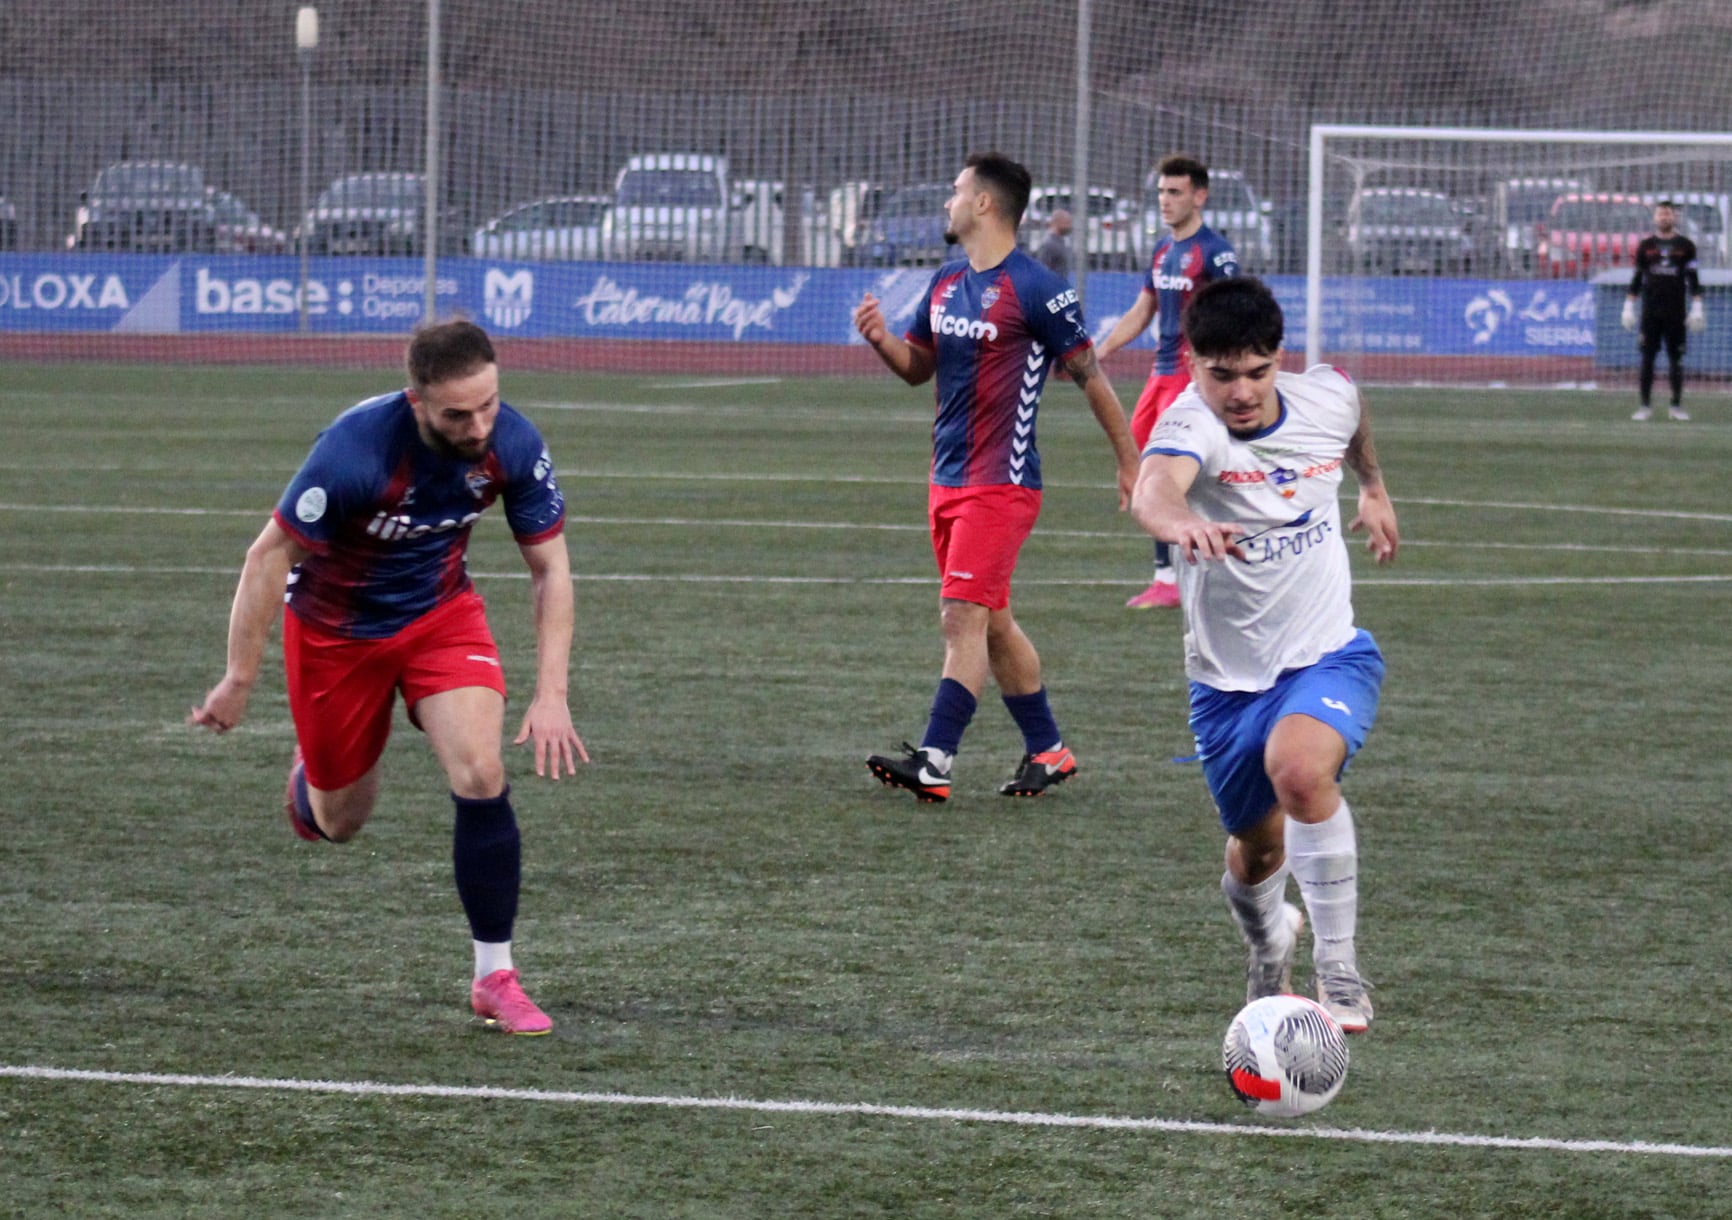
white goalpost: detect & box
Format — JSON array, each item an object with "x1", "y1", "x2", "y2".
[{"x1": 1306, "y1": 124, "x2": 1732, "y2": 383}]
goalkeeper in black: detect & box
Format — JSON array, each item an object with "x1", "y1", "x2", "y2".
[{"x1": 1624, "y1": 200, "x2": 1705, "y2": 422}]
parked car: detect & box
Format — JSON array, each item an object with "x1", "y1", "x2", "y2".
[
  {"x1": 210, "y1": 190, "x2": 288, "y2": 254},
  {"x1": 472, "y1": 194, "x2": 611, "y2": 261},
  {"x1": 300, "y1": 172, "x2": 428, "y2": 256},
  {"x1": 1493, "y1": 177, "x2": 1589, "y2": 273},
  {"x1": 1141, "y1": 168, "x2": 1274, "y2": 271},
  {"x1": 71, "y1": 161, "x2": 214, "y2": 252},
  {"x1": 857, "y1": 182, "x2": 959, "y2": 267},
  {"x1": 1345, "y1": 187, "x2": 1475, "y2": 275},
  {"x1": 1650, "y1": 191, "x2": 1729, "y2": 267},
  {"x1": 1269, "y1": 191, "x2": 1351, "y2": 274},
  {"x1": 1536, "y1": 192, "x2": 1652, "y2": 278},
  {"x1": 1022, "y1": 185, "x2": 1137, "y2": 269},
  {"x1": 0, "y1": 195, "x2": 16, "y2": 250},
  {"x1": 603, "y1": 152, "x2": 735, "y2": 263}
]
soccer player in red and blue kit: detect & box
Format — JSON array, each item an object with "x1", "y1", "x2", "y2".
[
  {"x1": 854, "y1": 151, "x2": 1139, "y2": 802},
  {"x1": 1099, "y1": 154, "x2": 1239, "y2": 608},
  {"x1": 190, "y1": 321, "x2": 586, "y2": 1035}
]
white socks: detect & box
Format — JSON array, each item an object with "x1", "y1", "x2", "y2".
[
  {"x1": 474, "y1": 939, "x2": 515, "y2": 981},
  {"x1": 921, "y1": 746, "x2": 954, "y2": 773},
  {"x1": 1222, "y1": 866, "x2": 1290, "y2": 955},
  {"x1": 1285, "y1": 801, "x2": 1359, "y2": 969}
]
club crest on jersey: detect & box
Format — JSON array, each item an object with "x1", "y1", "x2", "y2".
[
  {"x1": 465, "y1": 470, "x2": 494, "y2": 500},
  {"x1": 1269, "y1": 467, "x2": 1298, "y2": 498},
  {"x1": 980, "y1": 285, "x2": 1001, "y2": 310}
]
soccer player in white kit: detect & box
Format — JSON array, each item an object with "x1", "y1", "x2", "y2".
[{"x1": 1130, "y1": 277, "x2": 1398, "y2": 1032}]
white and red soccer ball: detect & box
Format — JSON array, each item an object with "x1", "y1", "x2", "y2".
[{"x1": 1222, "y1": 994, "x2": 1350, "y2": 1118}]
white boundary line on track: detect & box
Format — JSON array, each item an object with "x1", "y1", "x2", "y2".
[{"x1": 3, "y1": 1065, "x2": 1726, "y2": 1160}]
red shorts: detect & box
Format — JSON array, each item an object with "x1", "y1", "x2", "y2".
[
  {"x1": 283, "y1": 590, "x2": 507, "y2": 791},
  {"x1": 1131, "y1": 372, "x2": 1193, "y2": 451},
  {"x1": 928, "y1": 483, "x2": 1042, "y2": 610}
]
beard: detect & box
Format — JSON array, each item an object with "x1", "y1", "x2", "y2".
[
  {"x1": 943, "y1": 228, "x2": 959, "y2": 245},
  {"x1": 424, "y1": 428, "x2": 492, "y2": 463}
]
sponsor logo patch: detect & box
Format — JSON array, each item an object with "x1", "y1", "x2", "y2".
[{"x1": 295, "y1": 487, "x2": 327, "y2": 523}]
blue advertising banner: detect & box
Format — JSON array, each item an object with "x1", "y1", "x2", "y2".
[{"x1": 0, "y1": 252, "x2": 1609, "y2": 363}]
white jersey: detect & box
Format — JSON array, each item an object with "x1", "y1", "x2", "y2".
[{"x1": 1145, "y1": 364, "x2": 1362, "y2": 691}]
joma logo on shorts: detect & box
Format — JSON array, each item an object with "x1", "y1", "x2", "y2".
[
  {"x1": 931, "y1": 307, "x2": 999, "y2": 341},
  {"x1": 365, "y1": 510, "x2": 482, "y2": 541}
]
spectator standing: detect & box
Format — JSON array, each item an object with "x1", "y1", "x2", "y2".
[{"x1": 1034, "y1": 207, "x2": 1074, "y2": 278}]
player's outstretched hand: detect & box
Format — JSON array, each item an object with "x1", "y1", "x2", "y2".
[
  {"x1": 1174, "y1": 520, "x2": 1247, "y2": 564},
  {"x1": 514, "y1": 694, "x2": 590, "y2": 778},
  {"x1": 1350, "y1": 486, "x2": 1400, "y2": 565},
  {"x1": 187, "y1": 675, "x2": 252, "y2": 734}
]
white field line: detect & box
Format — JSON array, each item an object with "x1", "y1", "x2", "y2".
[
  {"x1": 8, "y1": 491, "x2": 1732, "y2": 524},
  {"x1": 1, "y1": 1064, "x2": 1725, "y2": 1160},
  {"x1": 7, "y1": 502, "x2": 1732, "y2": 557},
  {"x1": 6, "y1": 564, "x2": 1732, "y2": 590}
]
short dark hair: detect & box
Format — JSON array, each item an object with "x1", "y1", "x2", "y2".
[
  {"x1": 1157, "y1": 154, "x2": 1209, "y2": 190},
  {"x1": 1182, "y1": 276, "x2": 1284, "y2": 358},
  {"x1": 1655, "y1": 198, "x2": 1677, "y2": 209},
  {"x1": 963, "y1": 151, "x2": 1033, "y2": 227},
  {"x1": 407, "y1": 319, "x2": 496, "y2": 389}
]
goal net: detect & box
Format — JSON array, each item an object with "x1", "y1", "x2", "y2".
[
  {"x1": 1, "y1": 0, "x2": 1730, "y2": 384},
  {"x1": 1307, "y1": 125, "x2": 1732, "y2": 386}
]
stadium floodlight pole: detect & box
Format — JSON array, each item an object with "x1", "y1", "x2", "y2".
[
  {"x1": 423, "y1": 0, "x2": 440, "y2": 326},
  {"x1": 295, "y1": 6, "x2": 318, "y2": 334},
  {"x1": 1071, "y1": 0, "x2": 1090, "y2": 307}
]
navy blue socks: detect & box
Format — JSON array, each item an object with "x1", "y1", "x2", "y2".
[
  {"x1": 920, "y1": 677, "x2": 977, "y2": 758},
  {"x1": 452, "y1": 788, "x2": 521, "y2": 944},
  {"x1": 1002, "y1": 687, "x2": 1062, "y2": 755},
  {"x1": 289, "y1": 762, "x2": 328, "y2": 841}
]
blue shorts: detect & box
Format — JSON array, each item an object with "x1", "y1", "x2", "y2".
[{"x1": 1188, "y1": 630, "x2": 1385, "y2": 835}]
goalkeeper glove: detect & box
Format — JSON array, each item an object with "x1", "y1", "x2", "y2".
[
  {"x1": 1621, "y1": 298, "x2": 1638, "y2": 332},
  {"x1": 1688, "y1": 298, "x2": 1707, "y2": 333}
]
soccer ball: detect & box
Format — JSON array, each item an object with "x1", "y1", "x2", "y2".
[{"x1": 1222, "y1": 994, "x2": 1350, "y2": 1118}]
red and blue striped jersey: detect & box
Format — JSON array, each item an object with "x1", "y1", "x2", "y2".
[
  {"x1": 904, "y1": 248, "x2": 1092, "y2": 489},
  {"x1": 273, "y1": 391, "x2": 565, "y2": 638},
  {"x1": 1142, "y1": 225, "x2": 1239, "y2": 375}
]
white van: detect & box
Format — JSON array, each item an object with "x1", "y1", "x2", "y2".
[{"x1": 603, "y1": 153, "x2": 734, "y2": 263}]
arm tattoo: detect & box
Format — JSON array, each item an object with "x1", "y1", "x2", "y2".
[
  {"x1": 1345, "y1": 418, "x2": 1383, "y2": 487},
  {"x1": 1064, "y1": 347, "x2": 1101, "y2": 388}
]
